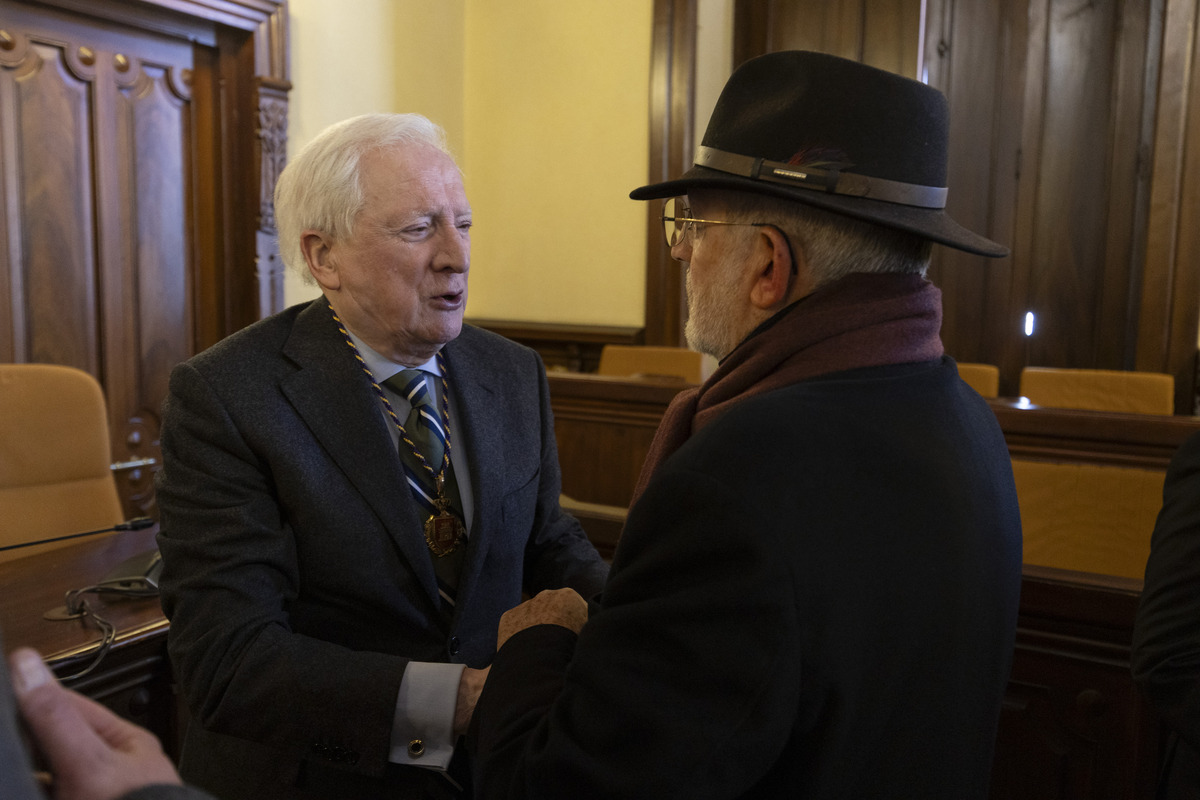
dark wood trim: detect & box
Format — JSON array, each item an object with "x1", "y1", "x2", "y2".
[
  {"x1": 468, "y1": 318, "x2": 644, "y2": 373},
  {"x1": 642, "y1": 0, "x2": 696, "y2": 347},
  {"x1": 1140, "y1": 0, "x2": 1200, "y2": 414},
  {"x1": 732, "y1": 0, "x2": 771, "y2": 68},
  {"x1": 989, "y1": 398, "x2": 1200, "y2": 468}
]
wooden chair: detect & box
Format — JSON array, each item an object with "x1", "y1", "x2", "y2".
[
  {"x1": 597, "y1": 345, "x2": 714, "y2": 383},
  {"x1": 955, "y1": 362, "x2": 1000, "y2": 398},
  {"x1": 1012, "y1": 458, "x2": 1165, "y2": 579},
  {"x1": 1019, "y1": 367, "x2": 1175, "y2": 415},
  {"x1": 0, "y1": 364, "x2": 124, "y2": 561}
]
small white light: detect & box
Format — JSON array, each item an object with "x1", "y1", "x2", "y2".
[{"x1": 1024, "y1": 311, "x2": 1035, "y2": 337}]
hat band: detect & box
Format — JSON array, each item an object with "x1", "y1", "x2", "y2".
[{"x1": 695, "y1": 146, "x2": 948, "y2": 210}]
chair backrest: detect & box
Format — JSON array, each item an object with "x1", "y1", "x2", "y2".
[
  {"x1": 1019, "y1": 367, "x2": 1175, "y2": 415},
  {"x1": 597, "y1": 345, "x2": 714, "y2": 383},
  {"x1": 1012, "y1": 458, "x2": 1165, "y2": 579},
  {"x1": 955, "y1": 362, "x2": 1000, "y2": 398},
  {"x1": 0, "y1": 364, "x2": 124, "y2": 561}
]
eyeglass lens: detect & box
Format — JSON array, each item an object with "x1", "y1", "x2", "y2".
[{"x1": 662, "y1": 197, "x2": 690, "y2": 247}]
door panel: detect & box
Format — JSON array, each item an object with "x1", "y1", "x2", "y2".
[{"x1": 0, "y1": 2, "x2": 196, "y2": 517}]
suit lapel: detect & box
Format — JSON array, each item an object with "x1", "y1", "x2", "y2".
[
  {"x1": 279, "y1": 301, "x2": 441, "y2": 608},
  {"x1": 443, "y1": 331, "x2": 502, "y2": 615}
]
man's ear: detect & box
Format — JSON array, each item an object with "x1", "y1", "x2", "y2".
[
  {"x1": 748, "y1": 226, "x2": 799, "y2": 310},
  {"x1": 301, "y1": 230, "x2": 338, "y2": 290}
]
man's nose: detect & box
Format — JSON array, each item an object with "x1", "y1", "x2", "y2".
[
  {"x1": 436, "y1": 226, "x2": 470, "y2": 271},
  {"x1": 670, "y1": 237, "x2": 691, "y2": 263}
]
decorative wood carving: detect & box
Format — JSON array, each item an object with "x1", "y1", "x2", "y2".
[{"x1": 256, "y1": 80, "x2": 287, "y2": 317}]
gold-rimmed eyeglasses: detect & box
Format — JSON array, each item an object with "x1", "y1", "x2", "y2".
[{"x1": 661, "y1": 196, "x2": 771, "y2": 248}]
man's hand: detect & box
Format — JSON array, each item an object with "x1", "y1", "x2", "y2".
[
  {"x1": 496, "y1": 588, "x2": 589, "y2": 651},
  {"x1": 10, "y1": 647, "x2": 183, "y2": 800},
  {"x1": 453, "y1": 666, "x2": 491, "y2": 735}
]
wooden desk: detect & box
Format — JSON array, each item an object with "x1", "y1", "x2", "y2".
[
  {"x1": 990, "y1": 399, "x2": 1200, "y2": 467},
  {"x1": 1001, "y1": 565, "x2": 1162, "y2": 800},
  {"x1": 0, "y1": 527, "x2": 179, "y2": 757}
]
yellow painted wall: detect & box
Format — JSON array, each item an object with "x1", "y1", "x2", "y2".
[
  {"x1": 281, "y1": 0, "x2": 654, "y2": 330},
  {"x1": 462, "y1": 1, "x2": 653, "y2": 326},
  {"x1": 283, "y1": 0, "x2": 398, "y2": 306}
]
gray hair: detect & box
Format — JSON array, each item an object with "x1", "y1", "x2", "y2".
[
  {"x1": 721, "y1": 192, "x2": 933, "y2": 285},
  {"x1": 274, "y1": 113, "x2": 455, "y2": 282}
]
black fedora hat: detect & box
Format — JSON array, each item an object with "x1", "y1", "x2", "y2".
[{"x1": 630, "y1": 50, "x2": 1007, "y2": 257}]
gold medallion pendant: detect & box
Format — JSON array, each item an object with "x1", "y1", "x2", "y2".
[{"x1": 425, "y1": 510, "x2": 464, "y2": 557}]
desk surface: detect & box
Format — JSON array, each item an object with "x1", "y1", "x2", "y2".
[{"x1": 0, "y1": 527, "x2": 166, "y2": 667}]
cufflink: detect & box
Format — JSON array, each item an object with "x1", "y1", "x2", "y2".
[{"x1": 408, "y1": 739, "x2": 425, "y2": 758}]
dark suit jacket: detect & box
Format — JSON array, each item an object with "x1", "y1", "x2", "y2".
[
  {"x1": 471, "y1": 358, "x2": 1023, "y2": 799},
  {"x1": 155, "y1": 300, "x2": 607, "y2": 799},
  {"x1": 1134, "y1": 429, "x2": 1200, "y2": 799}
]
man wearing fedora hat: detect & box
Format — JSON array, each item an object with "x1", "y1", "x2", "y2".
[{"x1": 467, "y1": 51, "x2": 1023, "y2": 798}]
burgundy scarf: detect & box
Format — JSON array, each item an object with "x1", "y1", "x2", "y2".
[{"x1": 631, "y1": 272, "x2": 944, "y2": 503}]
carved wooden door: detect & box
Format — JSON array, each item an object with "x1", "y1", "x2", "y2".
[{"x1": 0, "y1": 2, "x2": 198, "y2": 518}]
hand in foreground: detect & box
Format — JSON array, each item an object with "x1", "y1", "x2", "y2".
[
  {"x1": 496, "y1": 588, "x2": 589, "y2": 651},
  {"x1": 10, "y1": 647, "x2": 182, "y2": 800},
  {"x1": 454, "y1": 665, "x2": 491, "y2": 735}
]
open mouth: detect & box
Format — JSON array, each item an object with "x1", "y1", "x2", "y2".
[{"x1": 433, "y1": 290, "x2": 464, "y2": 308}]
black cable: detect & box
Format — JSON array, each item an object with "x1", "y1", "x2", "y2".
[{"x1": 50, "y1": 583, "x2": 158, "y2": 681}]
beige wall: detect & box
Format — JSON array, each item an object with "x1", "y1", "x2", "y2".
[
  {"x1": 282, "y1": 0, "x2": 398, "y2": 307},
  {"x1": 282, "y1": 0, "x2": 653, "y2": 329}
]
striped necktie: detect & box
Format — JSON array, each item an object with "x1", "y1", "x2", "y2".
[
  {"x1": 383, "y1": 369, "x2": 465, "y2": 611},
  {"x1": 391, "y1": 369, "x2": 448, "y2": 491}
]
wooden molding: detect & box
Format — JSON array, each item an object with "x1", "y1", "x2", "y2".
[
  {"x1": 643, "y1": 0, "x2": 696, "y2": 346},
  {"x1": 468, "y1": 318, "x2": 643, "y2": 373}
]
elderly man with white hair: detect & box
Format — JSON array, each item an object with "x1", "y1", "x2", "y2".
[{"x1": 154, "y1": 113, "x2": 607, "y2": 800}]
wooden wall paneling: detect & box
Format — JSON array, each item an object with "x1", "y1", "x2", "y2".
[
  {"x1": 188, "y1": 38, "x2": 222, "y2": 354},
  {"x1": 548, "y1": 372, "x2": 690, "y2": 507},
  {"x1": 926, "y1": 0, "x2": 1177, "y2": 404},
  {"x1": 1026, "y1": 0, "x2": 1150, "y2": 371},
  {"x1": 1166, "y1": 2, "x2": 1200, "y2": 414},
  {"x1": 0, "y1": 27, "x2": 17, "y2": 362},
  {"x1": 924, "y1": 0, "x2": 1026, "y2": 394},
  {"x1": 1139, "y1": 0, "x2": 1200, "y2": 413},
  {"x1": 734, "y1": 0, "x2": 922, "y2": 78},
  {"x1": 995, "y1": 567, "x2": 1162, "y2": 800},
  {"x1": 100, "y1": 24, "x2": 197, "y2": 516},
  {"x1": 0, "y1": 18, "x2": 100, "y2": 373},
  {"x1": 643, "y1": 0, "x2": 695, "y2": 347}
]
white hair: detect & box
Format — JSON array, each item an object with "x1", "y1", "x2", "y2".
[
  {"x1": 273, "y1": 113, "x2": 455, "y2": 282},
  {"x1": 721, "y1": 192, "x2": 933, "y2": 285}
]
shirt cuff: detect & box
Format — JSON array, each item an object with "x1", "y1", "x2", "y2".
[{"x1": 390, "y1": 661, "x2": 466, "y2": 770}]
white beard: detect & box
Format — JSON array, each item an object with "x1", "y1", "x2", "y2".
[{"x1": 684, "y1": 262, "x2": 750, "y2": 361}]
